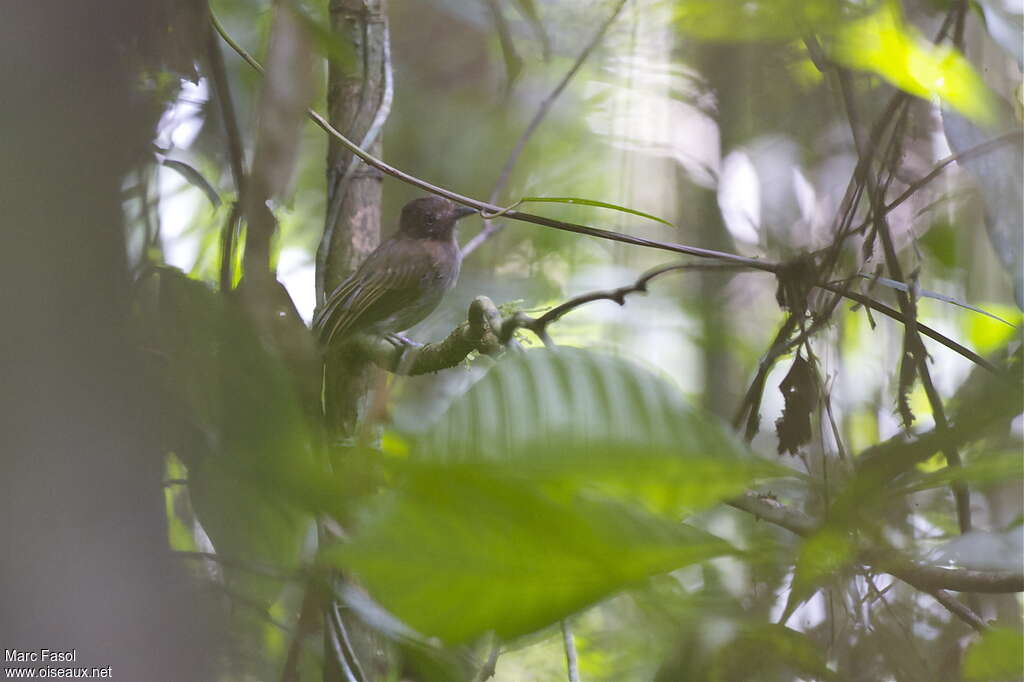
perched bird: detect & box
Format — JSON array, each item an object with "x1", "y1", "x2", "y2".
[{"x1": 313, "y1": 195, "x2": 476, "y2": 348}]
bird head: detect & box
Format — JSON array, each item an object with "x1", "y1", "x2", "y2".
[{"x1": 399, "y1": 196, "x2": 477, "y2": 240}]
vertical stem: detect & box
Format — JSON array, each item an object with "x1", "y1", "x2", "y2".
[
  {"x1": 319, "y1": 0, "x2": 391, "y2": 440},
  {"x1": 561, "y1": 620, "x2": 580, "y2": 682},
  {"x1": 320, "y1": 3, "x2": 392, "y2": 681},
  {"x1": 205, "y1": 15, "x2": 248, "y2": 291}
]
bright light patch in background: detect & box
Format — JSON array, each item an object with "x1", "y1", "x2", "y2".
[
  {"x1": 718, "y1": 150, "x2": 761, "y2": 244},
  {"x1": 278, "y1": 247, "x2": 316, "y2": 323},
  {"x1": 156, "y1": 78, "x2": 210, "y2": 272},
  {"x1": 156, "y1": 78, "x2": 208, "y2": 150},
  {"x1": 158, "y1": 169, "x2": 202, "y2": 272}
]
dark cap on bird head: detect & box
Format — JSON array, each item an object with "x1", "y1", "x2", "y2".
[{"x1": 399, "y1": 195, "x2": 477, "y2": 239}]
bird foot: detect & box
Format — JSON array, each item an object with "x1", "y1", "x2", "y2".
[{"x1": 384, "y1": 333, "x2": 420, "y2": 348}]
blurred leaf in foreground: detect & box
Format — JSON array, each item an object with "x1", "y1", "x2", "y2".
[
  {"x1": 710, "y1": 624, "x2": 839, "y2": 682},
  {"x1": 419, "y1": 347, "x2": 790, "y2": 517},
  {"x1": 671, "y1": 0, "x2": 859, "y2": 42},
  {"x1": 833, "y1": 1, "x2": 996, "y2": 125},
  {"x1": 783, "y1": 525, "x2": 856, "y2": 622},
  {"x1": 963, "y1": 627, "x2": 1024, "y2": 682},
  {"x1": 324, "y1": 463, "x2": 735, "y2": 644}
]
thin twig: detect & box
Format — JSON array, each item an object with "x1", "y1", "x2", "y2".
[
  {"x1": 482, "y1": 0, "x2": 522, "y2": 95},
  {"x1": 925, "y1": 587, "x2": 988, "y2": 633},
  {"x1": 498, "y1": 262, "x2": 745, "y2": 345},
  {"x1": 475, "y1": 639, "x2": 501, "y2": 682},
  {"x1": 876, "y1": 130, "x2": 1023, "y2": 224},
  {"x1": 219, "y1": 202, "x2": 241, "y2": 291},
  {"x1": 463, "y1": 0, "x2": 630, "y2": 256},
  {"x1": 817, "y1": 284, "x2": 997, "y2": 373},
  {"x1": 561, "y1": 620, "x2": 580, "y2": 682},
  {"x1": 211, "y1": 11, "x2": 1001, "y2": 375},
  {"x1": 832, "y1": 63, "x2": 974, "y2": 534},
  {"x1": 210, "y1": 10, "x2": 775, "y2": 274},
  {"x1": 535, "y1": 262, "x2": 741, "y2": 328},
  {"x1": 726, "y1": 494, "x2": 1024, "y2": 593},
  {"x1": 326, "y1": 603, "x2": 360, "y2": 682},
  {"x1": 205, "y1": 13, "x2": 248, "y2": 291},
  {"x1": 280, "y1": 579, "x2": 320, "y2": 682},
  {"x1": 331, "y1": 601, "x2": 368, "y2": 682}
]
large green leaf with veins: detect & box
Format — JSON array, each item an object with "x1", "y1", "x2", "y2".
[
  {"x1": 326, "y1": 463, "x2": 735, "y2": 643},
  {"x1": 419, "y1": 347, "x2": 789, "y2": 515},
  {"x1": 323, "y1": 348, "x2": 786, "y2": 644}
]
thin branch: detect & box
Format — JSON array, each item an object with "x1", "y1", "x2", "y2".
[
  {"x1": 727, "y1": 492, "x2": 816, "y2": 537},
  {"x1": 331, "y1": 601, "x2": 368, "y2": 682},
  {"x1": 348, "y1": 296, "x2": 504, "y2": 375},
  {"x1": 922, "y1": 588, "x2": 988, "y2": 633},
  {"x1": 561, "y1": 620, "x2": 580, "y2": 682},
  {"x1": 280, "y1": 579, "x2": 320, "y2": 682},
  {"x1": 210, "y1": 10, "x2": 775, "y2": 274},
  {"x1": 205, "y1": 13, "x2": 248, "y2": 291},
  {"x1": 879, "y1": 130, "x2": 1022, "y2": 222},
  {"x1": 326, "y1": 602, "x2": 360, "y2": 682},
  {"x1": 482, "y1": 0, "x2": 522, "y2": 95},
  {"x1": 817, "y1": 284, "x2": 996, "y2": 374},
  {"x1": 536, "y1": 262, "x2": 741, "y2": 328},
  {"x1": 474, "y1": 639, "x2": 501, "y2": 682},
  {"x1": 832, "y1": 63, "x2": 974, "y2": 533},
  {"x1": 212, "y1": 11, "x2": 1007, "y2": 376},
  {"x1": 463, "y1": 0, "x2": 630, "y2": 256},
  {"x1": 827, "y1": 130, "x2": 1024, "y2": 245},
  {"x1": 490, "y1": 262, "x2": 746, "y2": 347},
  {"x1": 726, "y1": 494, "x2": 1023, "y2": 594},
  {"x1": 219, "y1": 202, "x2": 241, "y2": 291},
  {"x1": 867, "y1": 552, "x2": 1024, "y2": 594}
]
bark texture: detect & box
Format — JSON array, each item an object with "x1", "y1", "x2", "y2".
[
  {"x1": 319, "y1": 0, "x2": 391, "y2": 440},
  {"x1": 319, "y1": 1, "x2": 393, "y2": 680}
]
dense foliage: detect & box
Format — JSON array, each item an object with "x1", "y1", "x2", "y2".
[{"x1": 5, "y1": 1, "x2": 1021, "y2": 681}]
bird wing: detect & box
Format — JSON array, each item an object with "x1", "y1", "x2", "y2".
[{"x1": 312, "y1": 238, "x2": 429, "y2": 345}]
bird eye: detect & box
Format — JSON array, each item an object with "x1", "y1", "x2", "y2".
[{"x1": 426, "y1": 216, "x2": 436, "y2": 225}]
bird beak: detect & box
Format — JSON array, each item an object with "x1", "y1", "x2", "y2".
[{"x1": 452, "y1": 204, "x2": 477, "y2": 220}]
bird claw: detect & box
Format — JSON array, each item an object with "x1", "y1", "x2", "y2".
[{"x1": 385, "y1": 333, "x2": 420, "y2": 348}]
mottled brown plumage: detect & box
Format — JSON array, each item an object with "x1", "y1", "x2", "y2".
[{"x1": 313, "y1": 196, "x2": 475, "y2": 347}]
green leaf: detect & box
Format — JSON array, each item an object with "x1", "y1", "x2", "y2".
[
  {"x1": 832, "y1": 1, "x2": 997, "y2": 125},
  {"x1": 963, "y1": 628, "x2": 1024, "y2": 681},
  {"x1": 418, "y1": 348, "x2": 789, "y2": 515},
  {"x1": 161, "y1": 158, "x2": 221, "y2": 208},
  {"x1": 519, "y1": 196, "x2": 675, "y2": 226},
  {"x1": 783, "y1": 525, "x2": 856, "y2": 621},
  {"x1": 711, "y1": 624, "x2": 840, "y2": 681},
  {"x1": 138, "y1": 268, "x2": 333, "y2": 604},
  {"x1": 672, "y1": 0, "x2": 861, "y2": 42},
  {"x1": 858, "y1": 274, "x2": 1017, "y2": 327},
  {"x1": 324, "y1": 463, "x2": 735, "y2": 644}
]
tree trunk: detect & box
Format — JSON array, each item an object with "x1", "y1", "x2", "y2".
[
  {"x1": 0, "y1": 2, "x2": 215, "y2": 679},
  {"x1": 318, "y1": 0, "x2": 390, "y2": 441},
  {"x1": 319, "y1": 1, "x2": 392, "y2": 679}
]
